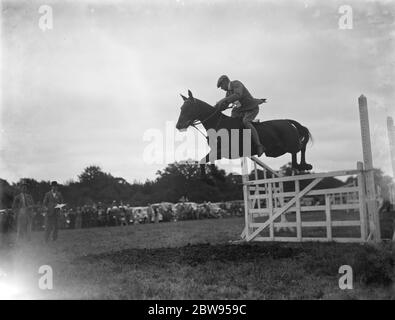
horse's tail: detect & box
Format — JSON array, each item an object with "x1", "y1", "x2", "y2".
[{"x1": 287, "y1": 120, "x2": 313, "y2": 146}]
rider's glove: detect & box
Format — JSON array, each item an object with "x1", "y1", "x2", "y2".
[{"x1": 215, "y1": 99, "x2": 227, "y2": 111}]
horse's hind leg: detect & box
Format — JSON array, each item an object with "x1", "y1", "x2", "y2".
[
  {"x1": 298, "y1": 143, "x2": 313, "y2": 171},
  {"x1": 291, "y1": 153, "x2": 299, "y2": 170}
]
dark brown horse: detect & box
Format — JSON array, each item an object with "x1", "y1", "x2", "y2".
[{"x1": 176, "y1": 90, "x2": 313, "y2": 174}]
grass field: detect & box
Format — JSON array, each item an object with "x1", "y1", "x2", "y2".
[{"x1": 0, "y1": 217, "x2": 394, "y2": 300}]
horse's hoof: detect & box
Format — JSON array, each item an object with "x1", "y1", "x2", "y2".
[
  {"x1": 293, "y1": 164, "x2": 301, "y2": 171},
  {"x1": 299, "y1": 163, "x2": 313, "y2": 171}
]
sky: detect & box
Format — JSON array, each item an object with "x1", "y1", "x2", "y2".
[{"x1": 0, "y1": 0, "x2": 394, "y2": 184}]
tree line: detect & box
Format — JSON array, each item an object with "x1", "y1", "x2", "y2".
[{"x1": 0, "y1": 162, "x2": 393, "y2": 209}]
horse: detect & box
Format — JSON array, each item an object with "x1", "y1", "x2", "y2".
[{"x1": 176, "y1": 90, "x2": 313, "y2": 176}]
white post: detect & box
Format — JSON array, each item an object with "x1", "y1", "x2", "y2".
[
  {"x1": 358, "y1": 95, "x2": 381, "y2": 241},
  {"x1": 254, "y1": 161, "x2": 261, "y2": 211},
  {"x1": 295, "y1": 180, "x2": 302, "y2": 240},
  {"x1": 241, "y1": 157, "x2": 251, "y2": 240},
  {"x1": 325, "y1": 194, "x2": 332, "y2": 241},
  {"x1": 268, "y1": 181, "x2": 274, "y2": 240}
]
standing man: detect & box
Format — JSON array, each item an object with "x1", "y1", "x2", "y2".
[
  {"x1": 42, "y1": 181, "x2": 64, "y2": 242},
  {"x1": 1, "y1": 209, "x2": 15, "y2": 247},
  {"x1": 215, "y1": 75, "x2": 267, "y2": 156},
  {"x1": 147, "y1": 203, "x2": 153, "y2": 223},
  {"x1": 12, "y1": 180, "x2": 35, "y2": 242}
]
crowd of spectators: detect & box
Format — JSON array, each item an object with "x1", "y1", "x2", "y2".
[
  {"x1": 36, "y1": 202, "x2": 143, "y2": 230},
  {"x1": 1, "y1": 200, "x2": 244, "y2": 233}
]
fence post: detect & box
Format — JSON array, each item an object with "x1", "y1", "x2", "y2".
[
  {"x1": 253, "y1": 161, "x2": 261, "y2": 211},
  {"x1": 295, "y1": 180, "x2": 302, "y2": 240},
  {"x1": 387, "y1": 117, "x2": 395, "y2": 179},
  {"x1": 357, "y1": 161, "x2": 368, "y2": 241},
  {"x1": 387, "y1": 117, "x2": 395, "y2": 212},
  {"x1": 241, "y1": 157, "x2": 251, "y2": 240},
  {"x1": 268, "y1": 181, "x2": 274, "y2": 240},
  {"x1": 358, "y1": 95, "x2": 381, "y2": 241},
  {"x1": 325, "y1": 194, "x2": 332, "y2": 241}
]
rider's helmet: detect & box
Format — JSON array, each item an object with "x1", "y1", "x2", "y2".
[{"x1": 217, "y1": 75, "x2": 229, "y2": 88}]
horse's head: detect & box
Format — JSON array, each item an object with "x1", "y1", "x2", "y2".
[{"x1": 176, "y1": 90, "x2": 199, "y2": 131}]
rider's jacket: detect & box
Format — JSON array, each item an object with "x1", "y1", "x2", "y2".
[{"x1": 224, "y1": 80, "x2": 261, "y2": 111}]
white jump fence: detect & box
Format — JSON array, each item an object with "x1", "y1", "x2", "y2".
[{"x1": 240, "y1": 95, "x2": 382, "y2": 243}]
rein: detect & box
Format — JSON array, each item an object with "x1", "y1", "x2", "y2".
[
  {"x1": 192, "y1": 107, "x2": 220, "y2": 126},
  {"x1": 191, "y1": 123, "x2": 209, "y2": 140},
  {"x1": 191, "y1": 105, "x2": 232, "y2": 140}
]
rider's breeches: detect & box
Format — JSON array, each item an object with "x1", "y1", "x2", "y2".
[
  {"x1": 231, "y1": 107, "x2": 262, "y2": 145},
  {"x1": 231, "y1": 106, "x2": 259, "y2": 124}
]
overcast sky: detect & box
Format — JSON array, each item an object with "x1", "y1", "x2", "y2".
[{"x1": 1, "y1": 0, "x2": 394, "y2": 184}]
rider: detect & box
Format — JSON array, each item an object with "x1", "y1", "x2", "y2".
[{"x1": 215, "y1": 75, "x2": 266, "y2": 156}]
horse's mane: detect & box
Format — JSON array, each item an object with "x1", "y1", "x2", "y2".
[{"x1": 195, "y1": 98, "x2": 214, "y2": 109}]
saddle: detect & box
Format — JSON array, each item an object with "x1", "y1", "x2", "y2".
[{"x1": 236, "y1": 118, "x2": 261, "y2": 131}]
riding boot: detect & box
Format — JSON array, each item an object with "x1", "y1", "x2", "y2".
[{"x1": 246, "y1": 123, "x2": 266, "y2": 156}]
